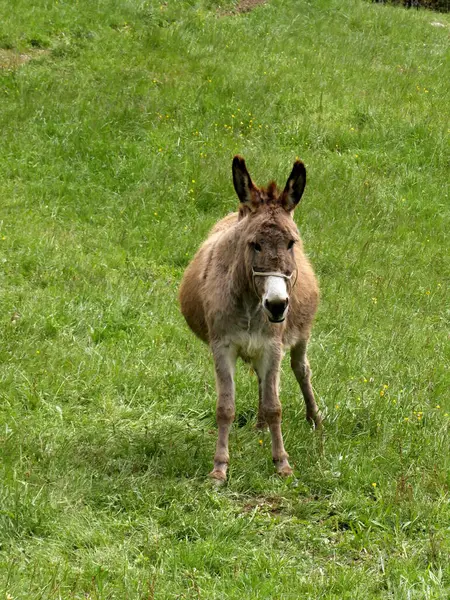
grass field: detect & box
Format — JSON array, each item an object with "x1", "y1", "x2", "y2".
[{"x1": 1, "y1": 0, "x2": 449, "y2": 597}]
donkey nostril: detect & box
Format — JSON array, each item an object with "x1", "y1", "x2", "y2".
[{"x1": 265, "y1": 298, "x2": 288, "y2": 318}]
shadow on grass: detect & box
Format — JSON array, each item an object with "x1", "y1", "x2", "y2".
[{"x1": 69, "y1": 418, "x2": 215, "y2": 484}]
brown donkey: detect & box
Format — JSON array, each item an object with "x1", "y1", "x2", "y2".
[{"x1": 179, "y1": 156, "x2": 321, "y2": 482}]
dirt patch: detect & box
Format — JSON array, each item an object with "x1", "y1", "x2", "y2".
[
  {"x1": 240, "y1": 495, "x2": 287, "y2": 515},
  {"x1": 0, "y1": 48, "x2": 49, "y2": 70},
  {"x1": 221, "y1": 0, "x2": 267, "y2": 15},
  {"x1": 235, "y1": 0, "x2": 266, "y2": 12}
]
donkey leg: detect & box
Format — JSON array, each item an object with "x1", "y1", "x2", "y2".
[
  {"x1": 209, "y1": 343, "x2": 237, "y2": 483},
  {"x1": 256, "y1": 375, "x2": 268, "y2": 430},
  {"x1": 290, "y1": 341, "x2": 322, "y2": 428},
  {"x1": 256, "y1": 351, "x2": 293, "y2": 477}
]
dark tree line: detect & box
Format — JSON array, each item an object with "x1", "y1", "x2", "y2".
[{"x1": 372, "y1": 0, "x2": 449, "y2": 11}]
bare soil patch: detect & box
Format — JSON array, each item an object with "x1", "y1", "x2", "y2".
[
  {"x1": 220, "y1": 0, "x2": 266, "y2": 15},
  {"x1": 0, "y1": 48, "x2": 48, "y2": 70},
  {"x1": 240, "y1": 495, "x2": 287, "y2": 515},
  {"x1": 236, "y1": 0, "x2": 266, "y2": 12}
]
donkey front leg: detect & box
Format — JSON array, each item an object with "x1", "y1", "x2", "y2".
[
  {"x1": 209, "y1": 342, "x2": 237, "y2": 483},
  {"x1": 256, "y1": 374, "x2": 268, "y2": 430},
  {"x1": 291, "y1": 341, "x2": 322, "y2": 428},
  {"x1": 256, "y1": 350, "x2": 293, "y2": 477}
]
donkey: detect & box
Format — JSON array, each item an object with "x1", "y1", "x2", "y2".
[{"x1": 179, "y1": 156, "x2": 321, "y2": 482}]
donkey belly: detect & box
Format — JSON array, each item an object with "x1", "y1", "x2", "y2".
[{"x1": 179, "y1": 263, "x2": 209, "y2": 344}]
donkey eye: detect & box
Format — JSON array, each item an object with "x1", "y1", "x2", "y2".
[
  {"x1": 252, "y1": 242, "x2": 262, "y2": 252},
  {"x1": 287, "y1": 240, "x2": 295, "y2": 250}
]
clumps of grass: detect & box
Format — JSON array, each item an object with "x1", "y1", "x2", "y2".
[{"x1": 0, "y1": 0, "x2": 449, "y2": 597}]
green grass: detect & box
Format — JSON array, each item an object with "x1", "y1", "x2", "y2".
[{"x1": 1, "y1": 0, "x2": 449, "y2": 597}]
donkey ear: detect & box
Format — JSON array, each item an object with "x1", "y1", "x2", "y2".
[
  {"x1": 282, "y1": 160, "x2": 306, "y2": 211},
  {"x1": 232, "y1": 155, "x2": 256, "y2": 205}
]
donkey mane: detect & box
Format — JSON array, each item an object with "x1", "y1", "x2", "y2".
[{"x1": 259, "y1": 181, "x2": 279, "y2": 201}]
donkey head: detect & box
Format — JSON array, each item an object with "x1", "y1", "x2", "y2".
[{"x1": 232, "y1": 156, "x2": 307, "y2": 323}]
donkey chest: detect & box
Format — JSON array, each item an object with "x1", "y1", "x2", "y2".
[{"x1": 231, "y1": 331, "x2": 273, "y2": 362}]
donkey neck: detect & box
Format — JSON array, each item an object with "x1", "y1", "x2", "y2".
[{"x1": 226, "y1": 226, "x2": 254, "y2": 300}]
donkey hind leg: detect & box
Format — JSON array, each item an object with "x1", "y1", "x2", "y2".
[
  {"x1": 209, "y1": 343, "x2": 237, "y2": 483},
  {"x1": 290, "y1": 341, "x2": 322, "y2": 428},
  {"x1": 255, "y1": 352, "x2": 293, "y2": 477}
]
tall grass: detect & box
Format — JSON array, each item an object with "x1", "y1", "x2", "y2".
[{"x1": 1, "y1": 0, "x2": 449, "y2": 597}]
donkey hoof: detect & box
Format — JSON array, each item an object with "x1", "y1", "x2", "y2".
[
  {"x1": 209, "y1": 463, "x2": 227, "y2": 484},
  {"x1": 307, "y1": 412, "x2": 323, "y2": 429},
  {"x1": 278, "y1": 465, "x2": 293, "y2": 477},
  {"x1": 274, "y1": 459, "x2": 293, "y2": 477},
  {"x1": 209, "y1": 471, "x2": 226, "y2": 486}
]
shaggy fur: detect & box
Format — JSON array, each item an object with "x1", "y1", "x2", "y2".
[{"x1": 179, "y1": 156, "x2": 321, "y2": 481}]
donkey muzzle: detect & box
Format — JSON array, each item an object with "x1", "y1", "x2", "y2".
[
  {"x1": 264, "y1": 298, "x2": 289, "y2": 323},
  {"x1": 260, "y1": 274, "x2": 290, "y2": 323}
]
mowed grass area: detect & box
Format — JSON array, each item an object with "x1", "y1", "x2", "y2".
[{"x1": 1, "y1": 0, "x2": 449, "y2": 597}]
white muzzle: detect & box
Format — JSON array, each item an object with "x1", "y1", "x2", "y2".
[{"x1": 252, "y1": 270, "x2": 292, "y2": 323}]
